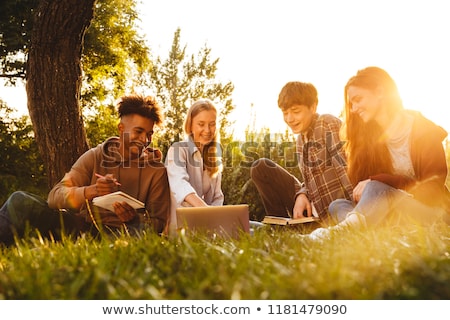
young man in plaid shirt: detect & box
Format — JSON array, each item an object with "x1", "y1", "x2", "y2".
[{"x1": 251, "y1": 81, "x2": 353, "y2": 224}]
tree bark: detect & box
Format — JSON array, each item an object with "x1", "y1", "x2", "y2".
[{"x1": 26, "y1": 0, "x2": 95, "y2": 188}]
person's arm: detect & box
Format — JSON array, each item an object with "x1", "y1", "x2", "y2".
[
  {"x1": 324, "y1": 116, "x2": 354, "y2": 200},
  {"x1": 368, "y1": 173, "x2": 414, "y2": 190},
  {"x1": 47, "y1": 149, "x2": 97, "y2": 210},
  {"x1": 165, "y1": 144, "x2": 199, "y2": 206},
  {"x1": 293, "y1": 133, "x2": 310, "y2": 217},
  {"x1": 374, "y1": 125, "x2": 448, "y2": 204},
  {"x1": 48, "y1": 147, "x2": 121, "y2": 211},
  {"x1": 144, "y1": 165, "x2": 171, "y2": 233},
  {"x1": 293, "y1": 193, "x2": 312, "y2": 218},
  {"x1": 210, "y1": 172, "x2": 224, "y2": 206},
  {"x1": 408, "y1": 133, "x2": 448, "y2": 205},
  {"x1": 184, "y1": 193, "x2": 208, "y2": 207}
]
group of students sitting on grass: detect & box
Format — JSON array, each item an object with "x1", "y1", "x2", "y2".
[{"x1": 0, "y1": 66, "x2": 449, "y2": 245}]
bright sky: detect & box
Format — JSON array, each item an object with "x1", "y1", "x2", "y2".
[
  {"x1": 1, "y1": 0, "x2": 449, "y2": 138},
  {"x1": 137, "y1": 0, "x2": 450, "y2": 137}
]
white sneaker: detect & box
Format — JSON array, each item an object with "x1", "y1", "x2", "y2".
[{"x1": 308, "y1": 227, "x2": 331, "y2": 241}]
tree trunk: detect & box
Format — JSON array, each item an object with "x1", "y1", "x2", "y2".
[{"x1": 26, "y1": 0, "x2": 95, "y2": 188}]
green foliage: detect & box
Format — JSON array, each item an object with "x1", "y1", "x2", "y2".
[
  {"x1": 0, "y1": 0, "x2": 149, "y2": 148},
  {"x1": 0, "y1": 0, "x2": 38, "y2": 81},
  {"x1": 85, "y1": 103, "x2": 119, "y2": 147},
  {"x1": 81, "y1": 0, "x2": 151, "y2": 109},
  {"x1": 81, "y1": 0, "x2": 153, "y2": 147},
  {"x1": 0, "y1": 223, "x2": 449, "y2": 299},
  {"x1": 147, "y1": 28, "x2": 235, "y2": 156},
  {"x1": 84, "y1": 27, "x2": 236, "y2": 151},
  {"x1": 0, "y1": 0, "x2": 148, "y2": 92},
  {"x1": 0, "y1": 100, "x2": 47, "y2": 203}
]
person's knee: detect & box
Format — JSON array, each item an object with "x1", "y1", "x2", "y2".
[
  {"x1": 329, "y1": 199, "x2": 354, "y2": 223},
  {"x1": 5, "y1": 191, "x2": 47, "y2": 221},
  {"x1": 7, "y1": 191, "x2": 30, "y2": 209},
  {"x1": 365, "y1": 180, "x2": 393, "y2": 194},
  {"x1": 329, "y1": 199, "x2": 344, "y2": 215},
  {"x1": 250, "y1": 158, "x2": 275, "y2": 179},
  {"x1": 0, "y1": 191, "x2": 30, "y2": 237},
  {"x1": 251, "y1": 157, "x2": 271, "y2": 168}
]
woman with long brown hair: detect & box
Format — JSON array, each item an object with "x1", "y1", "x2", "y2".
[{"x1": 309, "y1": 66, "x2": 450, "y2": 239}]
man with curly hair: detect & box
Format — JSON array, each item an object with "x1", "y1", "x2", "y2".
[{"x1": 0, "y1": 94, "x2": 170, "y2": 245}]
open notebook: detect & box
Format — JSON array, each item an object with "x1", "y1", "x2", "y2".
[{"x1": 176, "y1": 204, "x2": 250, "y2": 239}]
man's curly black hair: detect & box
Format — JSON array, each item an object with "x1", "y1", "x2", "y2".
[{"x1": 117, "y1": 94, "x2": 163, "y2": 125}]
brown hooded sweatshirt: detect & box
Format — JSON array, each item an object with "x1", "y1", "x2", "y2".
[{"x1": 48, "y1": 137, "x2": 170, "y2": 233}]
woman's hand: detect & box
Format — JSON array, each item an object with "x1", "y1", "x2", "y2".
[
  {"x1": 184, "y1": 193, "x2": 209, "y2": 207},
  {"x1": 353, "y1": 179, "x2": 371, "y2": 203}
]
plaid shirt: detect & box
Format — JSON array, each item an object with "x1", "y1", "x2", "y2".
[{"x1": 295, "y1": 113, "x2": 353, "y2": 218}]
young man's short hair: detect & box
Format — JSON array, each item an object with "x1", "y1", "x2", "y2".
[{"x1": 278, "y1": 82, "x2": 318, "y2": 110}]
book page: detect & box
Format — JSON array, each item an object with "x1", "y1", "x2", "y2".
[
  {"x1": 262, "y1": 215, "x2": 319, "y2": 225},
  {"x1": 92, "y1": 191, "x2": 144, "y2": 212}
]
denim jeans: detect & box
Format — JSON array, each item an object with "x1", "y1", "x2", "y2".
[
  {"x1": 0, "y1": 191, "x2": 88, "y2": 245},
  {"x1": 329, "y1": 180, "x2": 445, "y2": 227}
]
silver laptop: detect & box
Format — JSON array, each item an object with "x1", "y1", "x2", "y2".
[{"x1": 176, "y1": 204, "x2": 250, "y2": 239}]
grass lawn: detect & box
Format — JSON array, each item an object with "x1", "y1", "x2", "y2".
[{"x1": 0, "y1": 222, "x2": 449, "y2": 299}]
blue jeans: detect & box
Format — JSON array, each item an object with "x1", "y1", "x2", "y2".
[
  {"x1": 0, "y1": 191, "x2": 88, "y2": 245},
  {"x1": 329, "y1": 180, "x2": 446, "y2": 227}
]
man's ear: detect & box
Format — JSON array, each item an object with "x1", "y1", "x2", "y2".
[
  {"x1": 310, "y1": 102, "x2": 318, "y2": 113},
  {"x1": 118, "y1": 122, "x2": 124, "y2": 133}
]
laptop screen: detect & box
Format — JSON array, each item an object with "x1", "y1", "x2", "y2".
[{"x1": 176, "y1": 204, "x2": 250, "y2": 239}]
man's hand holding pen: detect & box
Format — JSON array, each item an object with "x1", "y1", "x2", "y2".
[
  {"x1": 95, "y1": 173, "x2": 121, "y2": 196},
  {"x1": 93, "y1": 173, "x2": 137, "y2": 222}
]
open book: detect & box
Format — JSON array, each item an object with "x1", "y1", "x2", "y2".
[
  {"x1": 262, "y1": 203, "x2": 320, "y2": 225},
  {"x1": 262, "y1": 215, "x2": 320, "y2": 226},
  {"x1": 92, "y1": 191, "x2": 145, "y2": 212}
]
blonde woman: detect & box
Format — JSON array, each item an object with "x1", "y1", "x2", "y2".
[{"x1": 165, "y1": 99, "x2": 224, "y2": 234}]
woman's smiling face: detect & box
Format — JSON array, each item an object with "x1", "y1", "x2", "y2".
[
  {"x1": 190, "y1": 109, "x2": 217, "y2": 146},
  {"x1": 347, "y1": 85, "x2": 382, "y2": 123}
]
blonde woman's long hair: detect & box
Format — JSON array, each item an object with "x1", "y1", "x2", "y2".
[
  {"x1": 342, "y1": 67, "x2": 403, "y2": 186},
  {"x1": 184, "y1": 99, "x2": 222, "y2": 177}
]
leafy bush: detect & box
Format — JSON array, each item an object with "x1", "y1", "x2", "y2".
[{"x1": 0, "y1": 102, "x2": 48, "y2": 204}]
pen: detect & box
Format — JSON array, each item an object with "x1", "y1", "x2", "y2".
[{"x1": 95, "y1": 173, "x2": 121, "y2": 186}]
